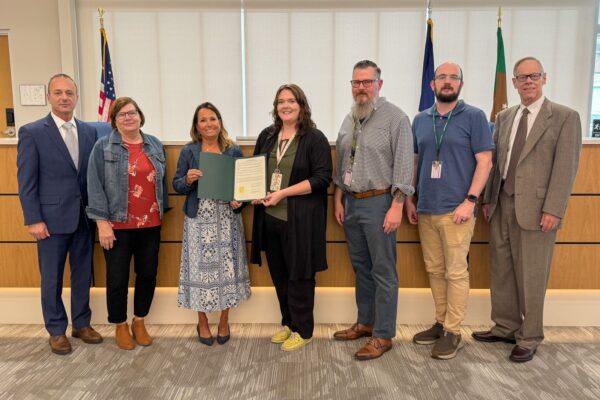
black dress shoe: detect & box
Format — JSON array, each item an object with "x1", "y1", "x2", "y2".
[
  {"x1": 217, "y1": 324, "x2": 230, "y2": 345},
  {"x1": 197, "y1": 325, "x2": 214, "y2": 346},
  {"x1": 509, "y1": 345, "x2": 536, "y2": 363},
  {"x1": 472, "y1": 330, "x2": 516, "y2": 344}
]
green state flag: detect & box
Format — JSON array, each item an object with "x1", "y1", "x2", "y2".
[{"x1": 490, "y1": 26, "x2": 508, "y2": 122}]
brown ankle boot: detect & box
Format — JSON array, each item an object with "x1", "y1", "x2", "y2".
[
  {"x1": 115, "y1": 323, "x2": 136, "y2": 350},
  {"x1": 131, "y1": 317, "x2": 153, "y2": 346}
]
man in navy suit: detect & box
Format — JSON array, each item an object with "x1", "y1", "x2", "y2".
[{"x1": 17, "y1": 74, "x2": 103, "y2": 354}]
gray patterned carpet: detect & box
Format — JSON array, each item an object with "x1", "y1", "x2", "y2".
[{"x1": 0, "y1": 324, "x2": 599, "y2": 400}]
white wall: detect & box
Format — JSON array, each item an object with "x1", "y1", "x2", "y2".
[{"x1": 0, "y1": 0, "x2": 63, "y2": 129}]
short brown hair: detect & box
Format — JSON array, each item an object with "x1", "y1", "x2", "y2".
[
  {"x1": 189, "y1": 102, "x2": 233, "y2": 151},
  {"x1": 48, "y1": 73, "x2": 78, "y2": 95},
  {"x1": 109, "y1": 97, "x2": 146, "y2": 130},
  {"x1": 271, "y1": 83, "x2": 316, "y2": 135}
]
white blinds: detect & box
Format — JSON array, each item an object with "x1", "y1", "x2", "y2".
[{"x1": 76, "y1": 2, "x2": 594, "y2": 140}]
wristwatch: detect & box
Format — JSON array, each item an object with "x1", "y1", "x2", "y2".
[{"x1": 466, "y1": 194, "x2": 478, "y2": 203}]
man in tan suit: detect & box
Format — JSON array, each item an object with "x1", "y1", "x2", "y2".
[{"x1": 472, "y1": 57, "x2": 581, "y2": 362}]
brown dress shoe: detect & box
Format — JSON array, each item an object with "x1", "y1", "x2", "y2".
[
  {"x1": 472, "y1": 330, "x2": 516, "y2": 344},
  {"x1": 131, "y1": 317, "x2": 153, "y2": 346},
  {"x1": 354, "y1": 337, "x2": 392, "y2": 360},
  {"x1": 509, "y1": 345, "x2": 536, "y2": 363},
  {"x1": 72, "y1": 326, "x2": 103, "y2": 344},
  {"x1": 333, "y1": 323, "x2": 373, "y2": 341},
  {"x1": 49, "y1": 335, "x2": 72, "y2": 355},
  {"x1": 115, "y1": 323, "x2": 136, "y2": 350}
]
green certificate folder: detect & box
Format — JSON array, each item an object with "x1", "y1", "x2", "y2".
[{"x1": 197, "y1": 153, "x2": 266, "y2": 202}]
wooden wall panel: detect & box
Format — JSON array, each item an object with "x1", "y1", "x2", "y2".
[
  {"x1": 548, "y1": 245, "x2": 600, "y2": 289},
  {"x1": 572, "y1": 145, "x2": 600, "y2": 194},
  {"x1": 0, "y1": 196, "x2": 32, "y2": 241},
  {"x1": 0, "y1": 243, "x2": 72, "y2": 287},
  {"x1": 468, "y1": 244, "x2": 491, "y2": 289},
  {"x1": 3, "y1": 144, "x2": 599, "y2": 290},
  {"x1": 557, "y1": 196, "x2": 600, "y2": 242},
  {"x1": 0, "y1": 145, "x2": 18, "y2": 194},
  {"x1": 466, "y1": 243, "x2": 600, "y2": 290},
  {"x1": 0, "y1": 36, "x2": 13, "y2": 133}
]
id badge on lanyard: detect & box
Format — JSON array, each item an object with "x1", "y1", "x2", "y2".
[{"x1": 270, "y1": 132, "x2": 295, "y2": 192}]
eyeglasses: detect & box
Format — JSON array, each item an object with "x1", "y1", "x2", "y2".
[
  {"x1": 116, "y1": 110, "x2": 139, "y2": 120},
  {"x1": 434, "y1": 74, "x2": 461, "y2": 82},
  {"x1": 350, "y1": 79, "x2": 379, "y2": 88},
  {"x1": 515, "y1": 73, "x2": 544, "y2": 82}
]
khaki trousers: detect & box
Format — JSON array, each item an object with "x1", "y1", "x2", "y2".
[{"x1": 418, "y1": 212, "x2": 475, "y2": 334}]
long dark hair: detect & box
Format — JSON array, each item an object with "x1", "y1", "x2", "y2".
[
  {"x1": 189, "y1": 102, "x2": 233, "y2": 151},
  {"x1": 271, "y1": 84, "x2": 316, "y2": 135}
]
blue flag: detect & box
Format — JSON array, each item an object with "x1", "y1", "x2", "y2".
[{"x1": 418, "y1": 18, "x2": 435, "y2": 112}]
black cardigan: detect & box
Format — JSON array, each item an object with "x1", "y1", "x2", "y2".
[{"x1": 250, "y1": 125, "x2": 333, "y2": 279}]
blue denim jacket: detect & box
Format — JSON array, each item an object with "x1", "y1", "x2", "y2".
[
  {"x1": 172, "y1": 141, "x2": 243, "y2": 218},
  {"x1": 86, "y1": 130, "x2": 169, "y2": 222}
]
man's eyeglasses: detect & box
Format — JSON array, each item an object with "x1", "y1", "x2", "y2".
[
  {"x1": 434, "y1": 74, "x2": 461, "y2": 82},
  {"x1": 515, "y1": 73, "x2": 544, "y2": 82},
  {"x1": 350, "y1": 79, "x2": 379, "y2": 88},
  {"x1": 116, "y1": 110, "x2": 139, "y2": 120}
]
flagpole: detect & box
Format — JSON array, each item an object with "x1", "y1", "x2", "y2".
[
  {"x1": 498, "y1": 6, "x2": 502, "y2": 28},
  {"x1": 98, "y1": 8, "x2": 105, "y2": 84}
]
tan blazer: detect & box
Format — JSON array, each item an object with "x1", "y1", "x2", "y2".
[{"x1": 483, "y1": 98, "x2": 581, "y2": 230}]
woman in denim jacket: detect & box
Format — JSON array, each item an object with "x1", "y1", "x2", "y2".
[
  {"x1": 87, "y1": 97, "x2": 168, "y2": 350},
  {"x1": 173, "y1": 102, "x2": 250, "y2": 346}
]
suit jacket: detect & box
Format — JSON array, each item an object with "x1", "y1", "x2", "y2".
[
  {"x1": 17, "y1": 113, "x2": 97, "y2": 234},
  {"x1": 483, "y1": 98, "x2": 581, "y2": 230}
]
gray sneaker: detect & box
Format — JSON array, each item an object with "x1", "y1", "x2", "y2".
[
  {"x1": 431, "y1": 331, "x2": 464, "y2": 359},
  {"x1": 413, "y1": 322, "x2": 444, "y2": 345}
]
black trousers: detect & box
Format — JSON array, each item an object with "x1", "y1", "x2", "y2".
[
  {"x1": 103, "y1": 226, "x2": 161, "y2": 324},
  {"x1": 264, "y1": 213, "x2": 315, "y2": 339}
]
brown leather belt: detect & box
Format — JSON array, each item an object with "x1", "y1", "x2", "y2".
[{"x1": 349, "y1": 187, "x2": 391, "y2": 199}]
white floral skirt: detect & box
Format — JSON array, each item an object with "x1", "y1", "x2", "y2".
[{"x1": 177, "y1": 199, "x2": 251, "y2": 312}]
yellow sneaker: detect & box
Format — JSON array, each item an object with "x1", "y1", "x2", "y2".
[
  {"x1": 271, "y1": 326, "x2": 292, "y2": 343},
  {"x1": 281, "y1": 332, "x2": 313, "y2": 351}
]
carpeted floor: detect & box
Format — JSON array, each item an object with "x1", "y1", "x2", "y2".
[{"x1": 0, "y1": 324, "x2": 599, "y2": 400}]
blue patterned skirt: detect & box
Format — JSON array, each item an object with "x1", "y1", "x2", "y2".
[{"x1": 178, "y1": 199, "x2": 251, "y2": 312}]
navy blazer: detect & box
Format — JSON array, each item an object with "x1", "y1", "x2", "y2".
[
  {"x1": 17, "y1": 113, "x2": 98, "y2": 234},
  {"x1": 172, "y1": 141, "x2": 244, "y2": 218}
]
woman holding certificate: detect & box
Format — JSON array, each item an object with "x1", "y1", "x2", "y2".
[
  {"x1": 87, "y1": 97, "x2": 169, "y2": 350},
  {"x1": 251, "y1": 84, "x2": 332, "y2": 351},
  {"x1": 173, "y1": 102, "x2": 251, "y2": 346}
]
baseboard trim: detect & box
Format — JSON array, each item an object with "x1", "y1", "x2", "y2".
[{"x1": 1, "y1": 288, "x2": 599, "y2": 326}]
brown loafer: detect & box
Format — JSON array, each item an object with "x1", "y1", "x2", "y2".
[
  {"x1": 354, "y1": 337, "x2": 392, "y2": 360},
  {"x1": 509, "y1": 345, "x2": 536, "y2": 363},
  {"x1": 472, "y1": 330, "x2": 516, "y2": 344},
  {"x1": 131, "y1": 317, "x2": 153, "y2": 346},
  {"x1": 333, "y1": 323, "x2": 373, "y2": 341},
  {"x1": 49, "y1": 335, "x2": 72, "y2": 355},
  {"x1": 72, "y1": 326, "x2": 103, "y2": 344},
  {"x1": 115, "y1": 323, "x2": 136, "y2": 350}
]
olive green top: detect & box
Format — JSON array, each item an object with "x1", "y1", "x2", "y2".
[{"x1": 265, "y1": 136, "x2": 298, "y2": 221}]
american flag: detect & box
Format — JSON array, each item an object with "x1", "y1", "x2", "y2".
[{"x1": 98, "y1": 27, "x2": 116, "y2": 121}]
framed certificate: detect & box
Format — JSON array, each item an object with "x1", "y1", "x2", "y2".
[{"x1": 19, "y1": 84, "x2": 47, "y2": 106}]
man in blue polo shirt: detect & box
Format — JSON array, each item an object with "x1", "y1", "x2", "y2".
[{"x1": 405, "y1": 62, "x2": 493, "y2": 359}]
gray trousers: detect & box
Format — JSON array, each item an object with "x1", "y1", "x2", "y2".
[
  {"x1": 489, "y1": 191, "x2": 557, "y2": 350},
  {"x1": 343, "y1": 193, "x2": 398, "y2": 339}
]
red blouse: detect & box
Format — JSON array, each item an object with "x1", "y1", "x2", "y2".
[{"x1": 110, "y1": 143, "x2": 161, "y2": 230}]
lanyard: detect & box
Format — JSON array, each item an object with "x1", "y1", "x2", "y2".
[
  {"x1": 275, "y1": 130, "x2": 295, "y2": 168},
  {"x1": 431, "y1": 100, "x2": 460, "y2": 161}
]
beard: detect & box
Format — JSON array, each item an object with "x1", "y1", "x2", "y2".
[
  {"x1": 435, "y1": 85, "x2": 461, "y2": 103},
  {"x1": 351, "y1": 98, "x2": 375, "y2": 120}
]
